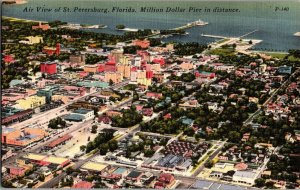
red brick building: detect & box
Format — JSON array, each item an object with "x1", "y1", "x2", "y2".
[
  {"x1": 146, "y1": 71, "x2": 154, "y2": 79},
  {"x1": 105, "y1": 56, "x2": 117, "y2": 72},
  {"x1": 155, "y1": 173, "x2": 176, "y2": 188},
  {"x1": 133, "y1": 39, "x2": 150, "y2": 49},
  {"x1": 40, "y1": 62, "x2": 57, "y2": 74},
  {"x1": 32, "y1": 22, "x2": 50, "y2": 31},
  {"x1": 42, "y1": 43, "x2": 60, "y2": 56}
]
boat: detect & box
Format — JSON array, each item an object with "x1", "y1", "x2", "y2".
[
  {"x1": 82, "y1": 25, "x2": 99, "y2": 29},
  {"x1": 195, "y1": 19, "x2": 209, "y2": 26},
  {"x1": 118, "y1": 28, "x2": 139, "y2": 32},
  {"x1": 294, "y1": 32, "x2": 300, "y2": 37}
]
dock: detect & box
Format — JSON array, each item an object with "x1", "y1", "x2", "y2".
[
  {"x1": 201, "y1": 29, "x2": 259, "y2": 39},
  {"x1": 201, "y1": 34, "x2": 227, "y2": 39},
  {"x1": 170, "y1": 20, "x2": 208, "y2": 31},
  {"x1": 239, "y1": 29, "x2": 259, "y2": 38}
]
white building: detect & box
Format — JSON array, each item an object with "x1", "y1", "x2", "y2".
[
  {"x1": 232, "y1": 170, "x2": 258, "y2": 186},
  {"x1": 19, "y1": 36, "x2": 43, "y2": 44},
  {"x1": 73, "y1": 108, "x2": 94, "y2": 120}
]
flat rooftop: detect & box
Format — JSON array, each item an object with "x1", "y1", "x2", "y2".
[
  {"x1": 43, "y1": 156, "x2": 69, "y2": 165},
  {"x1": 191, "y1": 180, "x2": 249, "y2": 190},
  {"x1": 73, "y1": 108, "x2": 93, "y2": 114},
  {"x1": 81, "y1": 161, "x2": 107, "y2": 172},
  {"x1": 24, "y1": 153, "x2": 47, "y2": 161},
  {"x1": 3, "y1": 128, "x2": 16, "y2": 134}
]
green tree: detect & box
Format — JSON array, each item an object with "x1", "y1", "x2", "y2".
[
  {"x1": 99, "y1": 143, "x2": 109, "y2": 155},
  {"x1": 65, "y1": 167, "x2": 74, "y2": 175},
  {"x1": 86, "y1": 141, "x2": 94, "y2": 153},
  {"x1": 91, "y1": 125, "x2": 98, "y2": 134},
  {"x1": 38, "y1": 174, "x2": 45, "y2": 182},
  {"x1": 255, "y1": 178, "x2": 266, "y2": 188},
  {"x1": 80, "y1": 145, "x2": 86, "y2": 152},
  {"x1": 228, "y1": 131, "x2": 241, "y2": 143},
  {"x1": 108, "y1": 140, "x2": 118, "y2": 152},
  {"x1": 204, "y1": 160, "x2": 214, "y2": 168},
  {"x1": 109, "y1": 79, "x2": 114, "y2": 86}
]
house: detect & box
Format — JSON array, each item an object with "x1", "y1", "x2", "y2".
[
  {"x1": 146, "y1": 92, "x2": 163, "y2": 99},
  {"x1": 125, "y1": 170, "x2": 143, "y2": 183},
  {"x1": 142, "y1": 108, "x2": 153, "y2": 116},
  {"x1": 155, "y1": 173, "x2": 176, "y2": 189},
  {"x1": 179, "y1": 100, "x2": 199, "y2": 109},
  {"x1": 72, "y1": 181, "x2": 94, "y2": 188},
  {"x1": 242, "y1": 133, "x2": 250, "y2": 142},
  {"x1": 195, "y1": 71, "x2": 216, "y2": 79},
  {"x1": 164, "y1": 113, "x2": 172, "y2": 119},
  {"x1": 4, "y1": 55, "x2": 15, "y2": 63},
  {"x1": 234, "y1": 163, "x2": 248, "y2": 171},
  {"x1": 140, "y1": 172, "x2": 154, "y2": 183},
  {"x1": 98, "y1": 116, "x2": 112, "y2": 124},
  {"x1": 6, "y1": 165, "x2": 26, "y2": 176},
  {"x1": 278, "y1": 65, "x2": 292, "y2": 74}
]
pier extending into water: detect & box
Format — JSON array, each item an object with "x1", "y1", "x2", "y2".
[
  {"x1": 201, "y1": 34, "x2": 227, "y2": 39},
  {"x1": 201, "y1": 29, "x2": 259, "y2": 39},
  {"x1": 170, "y1": 20, "x2": 208, "y2": 31},
  {"x1": 239, "y1": 29, "x2": 259, "y2": 38}
]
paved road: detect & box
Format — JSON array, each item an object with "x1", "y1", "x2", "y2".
[
  {"x1": 5, "y1": 80, "x2": 129, "y2": 131},
  {"x1": 2, "y1": 81, "x2": 129, "y2": 164},
  {"x1": 192, "y1": 140, "x2": 227, "y2": 177}
]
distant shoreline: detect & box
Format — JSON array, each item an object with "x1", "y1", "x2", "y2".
[
  {"x1": 2, "y1": 16, "x2": 47, "y2": 23},
  {"x1": 2, "y1": 0, "x2": 27, "y2": 5}
]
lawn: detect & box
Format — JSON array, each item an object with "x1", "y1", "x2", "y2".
[
  {"x1": 216, "y1": 38, "x2": 230, "y2": 44},
  {"x1": 264, "y1": 52, "x2": 300, "y2": 61},
  {"x1": 207, "y1": 47, "x2": 235, "y2": 56}
]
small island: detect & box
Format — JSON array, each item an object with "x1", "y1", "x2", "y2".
[
  {"x1": 116, "y1": 24, "x2": 139, "y2": 32},
  {"x1": 116, "y1": 24, "x2": 125, "y2": 30}
]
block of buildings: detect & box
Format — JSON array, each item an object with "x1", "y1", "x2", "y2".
[
  {"x1": 15, "y1": 95, "x2": 46, "y2": 110},
  {"x1": 2, "y1": 128, "x2": 47, "y2": 147},
  {"x1": 84, "y1": 64, "x2": 98, "y2": 73},
  {"x1": 104, "y1": 72, "x2": 123, "y2": 84}
]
